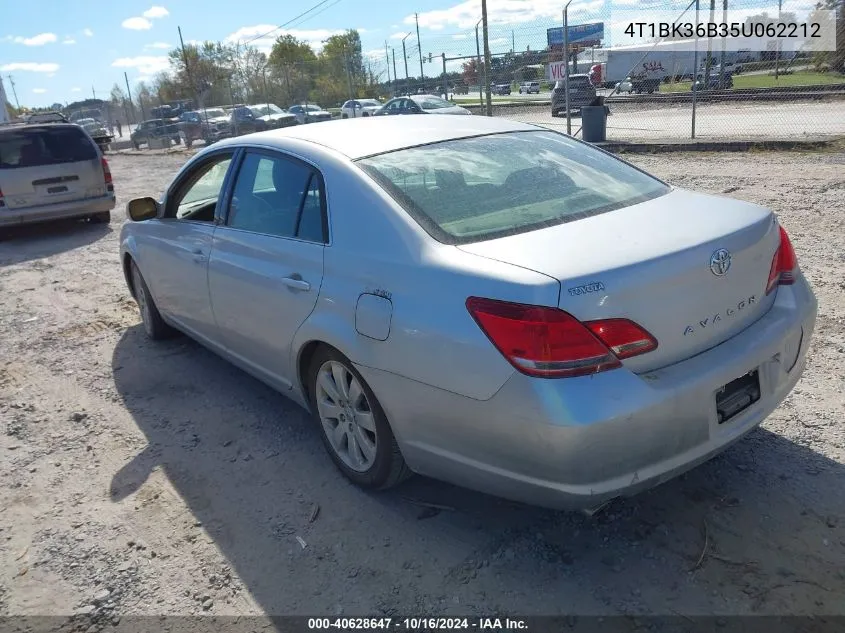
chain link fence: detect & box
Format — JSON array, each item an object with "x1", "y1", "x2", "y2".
[
  {"x1": 63, "y1": 0, "x2": 842, "y2": 145},
  {"x1": 411, "y1": 0, "x2": 844, "y2": 142}
]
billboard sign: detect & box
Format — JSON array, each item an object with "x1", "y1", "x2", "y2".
[{"x1": 547, "y1": 22, "x2": 604, "y2": 48}]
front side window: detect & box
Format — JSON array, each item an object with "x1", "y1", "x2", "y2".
[
  {"x1": 168, "y1": 154, "x2": 233, "y2": 222},
  {"x1": 226, "y1": 152, "x2": 325, "y2": 242},
  {"x1": 357, "y1": 131, "x2": 669, "y2": 244}
]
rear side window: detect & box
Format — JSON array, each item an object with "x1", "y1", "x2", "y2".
[
  {"x1": 0, "y1": 126, "x2": 97, "y2": 169},
  {"x1": 357, "y1": 131, "x2": 670, "y2": 245}
]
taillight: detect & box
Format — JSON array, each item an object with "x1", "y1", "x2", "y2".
[
  {"x1": 766, "y1": 225, "x2": 798, "y2": 294},
  {"x1": 101, "y1": 158, "x2": 113, "y2": 190},
  {"x1": 465, "y1": 297, "x2": 657, "y2": 379},
  {"x1": 0, "y1": 186, "x2": 4, "y2": 208}
]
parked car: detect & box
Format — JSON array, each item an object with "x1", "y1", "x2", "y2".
[
  {"x1": 0, "y1": 122, "x2": 115, "y2": 227},
  {"x1": 551, "y1": 74, "x2": 597, "y2": 117},
  {"x1": 692, "y1": 72, "x2": 734, "y2": 91},
  {"x1": 119, "y1": 115, "x2": 817, "y2": 511},
  {"x1": 74, "y1": 118, "x2": 114, "y2": 152},
  {"x1": 340, "y1": 99, "x2": 383, "y2": 119},
  {"x1": 229, "y1": 105, "x2": 268, "y2": 136},
  {"x1": 180, "y1": 108, "x2": 232, "y2": 147},
  {"x1": 492, "y1": 84, "x2": 512, "y2": 95},
  {"x1": 614, "y1": 77, "x2": 634, "y2": 94},
  {"x1": 519, "y1": 81, "x2": 541, "y2": 94},
  {"x1": 249, "y1": 104, "x2": 298, "y2": 129},
  {"x1": 374, "y1": 95, "x2": 471, "y2": 116},
  {"x1": 130, "y1": 118, "x2": 180, "y2": 149},
  {"x1": 287, "y1": 104, "x2": 333, "y2": 125}
]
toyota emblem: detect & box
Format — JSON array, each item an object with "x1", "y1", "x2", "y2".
[{"x1": 709, "y1": 248, "x2": 732, "y2": 276}]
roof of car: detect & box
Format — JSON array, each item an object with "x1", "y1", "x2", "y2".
[{"x1": 213, "y1": 114, "x2": 540, "y2": 159}]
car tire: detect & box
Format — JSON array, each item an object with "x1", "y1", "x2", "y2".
[
  {"x1": 133, "y1": 142, "x2": 140, "y2": 150},
  {"x1": 342, "y1": 113, "x2": 348, "y2": 119},
  {"x1": 308, "y1": 345, "x2": 411, "y2": 490},
  {"x1": 129, "y1": 260, "x2": 177, "y2": 341},
  {"x1": 90, "y1": 211, "x2": 111, "y2": 224}
]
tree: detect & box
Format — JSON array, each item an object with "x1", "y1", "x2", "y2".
[
  {"x1": 812, "y1": 0, "x2": 844, "y2": 72},
  {"x1": 462, "y1": 57, "x2": 480, "y2": 86},
  {"x1": 267, "y1": 35, "x2": 319, "y2": 105}
]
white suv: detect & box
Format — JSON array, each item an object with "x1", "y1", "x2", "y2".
[{"x1": 519, "y1": 81, "x2": 541, "y2": 94}]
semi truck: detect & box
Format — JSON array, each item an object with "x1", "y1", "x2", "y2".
[{"x1": 577, "y1": 41, "x2": 761, "y2": 90}]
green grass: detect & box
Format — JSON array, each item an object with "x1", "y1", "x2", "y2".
[{"x1": 660, "y1": 71, "x2": 845, "y2": 92}]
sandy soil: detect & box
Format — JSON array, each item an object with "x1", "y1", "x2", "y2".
[{"x1": 1, "y1": 148, "x2": 843, "y2": 624}]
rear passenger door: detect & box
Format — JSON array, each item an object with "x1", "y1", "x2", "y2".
[{"x1": 207, "y1": 149, "x2": 327, "y2": 388}]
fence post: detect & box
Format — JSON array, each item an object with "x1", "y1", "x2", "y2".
[
  {"x1": 692, "y1": 0, "x2": 700, "y2": 138},
  {"x1": 563, "y1": 4, "x2": 572, "y2": 134}
]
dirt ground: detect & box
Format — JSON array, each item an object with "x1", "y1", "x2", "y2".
[{"x1": 1, "y1": 148, "x2": 844, "y2": 623}]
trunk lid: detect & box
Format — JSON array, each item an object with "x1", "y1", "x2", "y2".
[
  {"x1": 457, "y1": 188, "x2": 779, "y2": 372},
  {"x1": 1, "y1": 125, "x2": 104, "y2": 210}
]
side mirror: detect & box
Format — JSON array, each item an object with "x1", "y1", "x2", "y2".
[{"x1": 127, "y1": 197, "x2": 159, "y2": 222}]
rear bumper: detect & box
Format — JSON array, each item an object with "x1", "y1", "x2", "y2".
[
  {"x1": 357, "y1": 277, "x2": 817, "y2": 510},
  {"x1": 0, "y1": 194, "x2": 116, "y2": 227}
]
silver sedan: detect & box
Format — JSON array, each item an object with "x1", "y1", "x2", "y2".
[{"x1": 119, "y1": 116, "x2": 817, "y2": 511}]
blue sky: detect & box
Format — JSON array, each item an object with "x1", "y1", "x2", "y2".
[{"x1": 1, "y1": 0, "x2": 817, "y2": 108}]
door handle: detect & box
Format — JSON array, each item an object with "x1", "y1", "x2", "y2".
[
  {"x1": 281, "y1": 276, "x2": 311, "y2": 292},
  {"x1": 191, "y1": 248, "x2": 207, "y2": 263}
]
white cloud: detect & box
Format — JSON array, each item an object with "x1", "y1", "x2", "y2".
[
  {"x1": 489, "y1": 37, "x2": 509, "y2": 46},
  {"x1": 410, "y1": 0, "x2": 603, "y2": 30},
  {"x1": 63, "y1": 37, "x2": 76, "y2": 45},
  {"x1": 0, "y1": 62, "x2": 60, "y2": 73},
  {"x1": 143, "y1": 5, "x2": 169, "y2": 18},
  {"x1": 111, "y1": 55, "x2": 171, "y2": 76},
  {"x1": 83, "y1": 28, "x2": 94, "y2": 37},
  {"x1": 224, "y1": 25, "x2": 345, "y2": 53},
  {"x1": 363, "y1": 48, "x2": 385, "y2": 60},
  {"x1": 145, "y1": 42, "x2": 172, "y2": 49},
  {"x1": 122, "y1": 6, "x2": 168, "y2": 31},
  {"x1": 71, "y1": 87, "x2": 81, "y2": 92},
  {"x1": 390, "y1": 31, "x2": 410, "y2": 40},
  {"x1": 32, "y1": 88, "x2": 47, "y2": 94},
  {"x1": 12, "y1": 32, "x2": 57, "y2": 46},
  {"x1": 122, "y1": 17, "x2": 153, "y2": 30},
  {"x1": 452, "y1": 33, "x2": 469, "y2": 40}
]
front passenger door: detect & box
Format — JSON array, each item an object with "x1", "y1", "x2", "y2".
[{"x1": 208, "y1": 150, "x2": 327, "y2": 388}]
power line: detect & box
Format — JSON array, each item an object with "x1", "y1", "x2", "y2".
[
  {"x1": 286, "y1": 0, "x2": 345, "y2": 31},
  {"x1": 243, "y1": 0, "x2": 343, "y2": 45}
]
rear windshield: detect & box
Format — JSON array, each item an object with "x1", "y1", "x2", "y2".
[
  {"x1": 357, "y1": 130, "x2": 670, "y2": 244},
  {"x1": 0, "y1": 126, "x2": 98, "y2": 169}
]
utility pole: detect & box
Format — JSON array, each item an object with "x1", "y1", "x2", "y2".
[
  {"x1": 402, "y1": 33, "x2": 411, "y2": 96},
  {"x1": 415, "y1": 13, "x2": 425, "y2": 92},
  {"x1": 481, "y1": 0, "x2": 493, "y2": 116},
  {"x1": 124, "y1": 71, "x2": 136, "y2": 124},
  {"x1": 475, "y1": 19, "x2": 483, "y2": 108},
  {"x1": 7, "y1": 74, "x2": 20, "y2": 109},
  {"x1": 343, "y1": 52, "x2": 354, "y2": 99},
  {"x1": 385, "y1": 42, "x2": 391, "y2": 94},
  {"x1": 442, "y1": 53, "x2": 447, "y2": 99},
  {"x1": 512, "y1": 31, "x2": 515, "y2": 53},
  {"x1": 563, "y1": 4, "x2": 572, "y2": 134},
  {"x1": 392, "y1": 49, "x2": 398, "y2": 97},
  {"x1": 92, "y1": 85, "x2": 97, "y2": 100}
]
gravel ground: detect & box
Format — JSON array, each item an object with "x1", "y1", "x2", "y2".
[{"x1": 1, "y1": 149, "x2": 844, "y2": 623}]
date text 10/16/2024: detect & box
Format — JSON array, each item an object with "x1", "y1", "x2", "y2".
[{"x1": 307, "y1": 618, "x2": 528, "y2": 631}]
